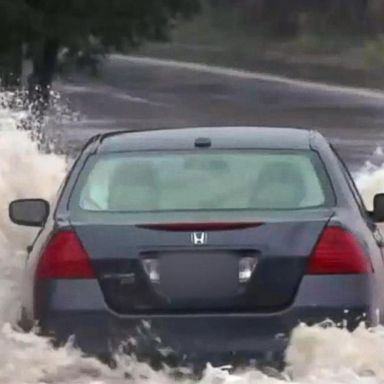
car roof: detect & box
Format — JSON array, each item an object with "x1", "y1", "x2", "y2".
[{"x1": 96, "y1": 126, "x2": 315, "y2": 153}]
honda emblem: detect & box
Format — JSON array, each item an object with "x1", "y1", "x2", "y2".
[{"x1": 191, "y1": 232, "x2": 208, "y2": 245}]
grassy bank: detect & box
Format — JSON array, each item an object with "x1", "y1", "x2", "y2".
[{"x1": 136, "y1": 12, "x2": 384, "y2": 89}]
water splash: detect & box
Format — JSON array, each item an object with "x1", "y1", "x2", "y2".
[
  {"x1": 286, "y1": 324, "x2": 384, "y2": 381},
  {"x1": 355, "y1": 156, "x2": 384, "y2": 210}
]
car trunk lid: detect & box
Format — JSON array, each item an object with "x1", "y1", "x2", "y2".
[{"x1": 72, "y1": 210, "x2": 332, "y2": 313}]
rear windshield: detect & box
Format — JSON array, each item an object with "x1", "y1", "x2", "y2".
[{"x1": 69, "y1": 150, "x2": 334, "y2": 220}]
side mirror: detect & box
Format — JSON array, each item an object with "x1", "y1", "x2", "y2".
[
  {"x1": 9, "y1": 199, "x2": 50, "y2": 227},
  {"x1": 373, "y1": 194, "x2": 384, "y2": 222}
]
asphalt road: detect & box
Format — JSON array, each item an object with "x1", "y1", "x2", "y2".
[{"x1": 54, "y1": 55, "x2": 384, "y2": 171}]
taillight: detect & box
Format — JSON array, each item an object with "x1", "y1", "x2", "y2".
[
  {"x1": 306, "y1": 227, "x2": 371, "y2": 274},
  {"x1": 36, "y1": 231, "x2": 96, "y2": 280}
]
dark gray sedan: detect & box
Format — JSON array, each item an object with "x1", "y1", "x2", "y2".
[{"x1": 10, "y1": 127, "x2": 384, "y2": 368}]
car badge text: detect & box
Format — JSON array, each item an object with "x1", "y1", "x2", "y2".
[{"x1": 191, "y1": 232, "x2": 208, "y2": 245}]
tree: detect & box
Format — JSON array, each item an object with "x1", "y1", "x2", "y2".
[
  {"x1": 0, "y1": 0, "x2": 200, "y2": 103},
  {"x1": 206, "y1": 0, "x2": 372, "y2": 37}
]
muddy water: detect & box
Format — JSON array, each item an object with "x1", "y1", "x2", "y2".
[{"x1": 2, "y1": 104, "x2": 384, "y2": 383}]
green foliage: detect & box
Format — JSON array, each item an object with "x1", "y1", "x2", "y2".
[
  {"x1": 364, "y1": 36, "x2": 384, "y2": 68},
  {"x1": 19, "y1": 0, "x2": 200, "y2": 47},
  {"x1": 205, "y1": 0, "x2": 375, "y2": 38},
  {"x1": 0, "y1": 0, "x2": 201, "y2": 87}
]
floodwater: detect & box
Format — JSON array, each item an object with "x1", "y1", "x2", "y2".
[{"x1": 2, "y1": 95, "x2": 384, "y2": 383}]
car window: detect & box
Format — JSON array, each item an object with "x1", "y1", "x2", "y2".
[{"x1": 71, "y1": 150, "x2": 335, "y2": 217}]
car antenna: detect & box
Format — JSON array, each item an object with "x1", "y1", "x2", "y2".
[{"x1": 195, "y1": 137, "x2": 211, "y2": 148}]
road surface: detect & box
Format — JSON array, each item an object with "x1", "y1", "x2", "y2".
[{"x1": 54, "y1": 55, "x2": 384, "y2": 171}]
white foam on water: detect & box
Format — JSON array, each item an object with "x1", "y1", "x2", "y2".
[
  {"x1": 0, "y1": 104, "x2": 129, "y2": 383},
  {"x1": 355, "y1": 160, "x2": 384, "y2": 211},
  {"x1": 2, "y1": 98, "x2": 384, "y2": 383}
]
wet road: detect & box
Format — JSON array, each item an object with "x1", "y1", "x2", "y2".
[{"x1": 55, "y1": 55, "x2": 384, "y2": 170}]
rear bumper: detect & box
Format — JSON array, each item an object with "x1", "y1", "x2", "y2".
[
  {"x1": 39, "y1": 307, "x2": 369, "y2": 367},
  {"x1": 33, "y1": 275, "x2": 375, "y2": 366}
]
